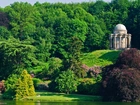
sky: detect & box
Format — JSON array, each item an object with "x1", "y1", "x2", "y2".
[{"x1": 0, "y1": 0, "x2": 111, "y2": 8}]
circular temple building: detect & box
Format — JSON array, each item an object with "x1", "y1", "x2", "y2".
[{"x1": 110, "y1": 24, "x2": 131, "y2": 50}]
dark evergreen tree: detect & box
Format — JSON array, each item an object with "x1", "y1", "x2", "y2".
[{"x1": 64, "y1": 37, "x2": 86, "y2": 78}]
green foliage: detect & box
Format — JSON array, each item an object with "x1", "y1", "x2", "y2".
[
  {"x1": 32, "y1": 78, "x2": 42, "y2": 89},
  {"x1": 64, "y1": 37, "x2": 86, "y2": 78},
  {"x1": 15, "y1": 70, "x2": 36, "y2": 100},
  {"x1": 0, "y1": 38, "x2": 37, "y2": 79},
  {"x1": 77, "y1": 78, "x2": 101, "y2": 95},
  {"x1": 0, "y1": 26, "x2": 11, "y2": 39},
  {"x1": 34, "y1": 27, "x2": 54, "y2": 61},
  {"x1": 81, "y1": 50, "x2": 121, "y2": 67},
  {"x1": 2, "y1": 74, "x2": 18, "y2": 99},
  {"x1": 46, "y1": 57, "x2": 62, "y2": 79},
  {"x1": 35, "y1": 57, "x2": 62, "y2": 79},
  {"x1": 5, "y1": 2, "x2": 36, "y2": 40},
  {"x1": 55, "y1": 70, "x2": 78, "y2": 94}
]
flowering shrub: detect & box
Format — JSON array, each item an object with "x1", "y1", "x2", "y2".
[{"x1": 82, "y1": 64, "x2": 102, "y2": 77}]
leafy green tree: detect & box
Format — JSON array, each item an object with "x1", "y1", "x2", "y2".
[
  {"x1": 69, "y1": 19, "x2": 87, "y2": 42},
  {"x1": 0, "y1": 26, "x2": 11, "y2": 39},
  {"x1": 0, "y1": 38, "x2": 37, "y2": 79},
  {"x1": 5, "y1": 2, "x2": 36, "y2": 40},
  {"x1": 33, "y1": 27, "x2": 54, "y2": 61},
  {"x1": 84, "y1": 23, "x2": 107, "y2": 51},
  {"x1": 45, "y1": 57, "x2": 62, "y2": 79},
  {"x1": 39, "y1": 57, "x2": 62, "y2": 79},
  {"x1": 52, "y1": 18, "x2": 87, "y2": 59},
  {"x1": 15, "y1": 70, "x2": 36, "y2": 99},
  {"x1": 89, "y1": 0, "x2": 109, "y2": 16},
  {"x1": 42, "y1": 8, "x2": 67, "y2": 28},
  {"x1": 55, "y1": 70, "x2": 78, "y2": 94}
]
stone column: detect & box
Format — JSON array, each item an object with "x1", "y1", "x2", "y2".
[
  {"x1": 119, "y1": 35, "x2": 121, "y2": 49},
  {"x1": 125, "y1": 36, "x2": 127, "y2": 48},
  {"x1": 114, "y1": 36, "x2": 116, "y2": 49},
  {"x1": 110, "y1": 34, "x2": 113, "y2": 49},
  {"x1": 128, "y1": 34, "x2": 131, "y2": 48}
]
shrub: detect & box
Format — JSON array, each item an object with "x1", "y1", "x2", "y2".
[
  {"x1": 77, "y1": 78, "x2": 101, "y2": 95},
  {"x1": 55, "y1": 70, "x2": 78, "y2": 94},
  {"x1": 115, "y1": 48, "x2": 140, "y2": 69},
  {"x1": 32, "y1": 78, "x2": 42, "y2": 89},
  {"x1": 102, "y1": 48, "x2": 140, "y2": 102},
  {"x1": 2, "y1": 74, "x2": 18, "y2": 99},
  {"x1": 37, "y1": 83, "x2": 49, "y2": 91},
  {"x1": 15, "y1": 70, "x2": 36, "y2": 99},
  {"x1": 82, "y1": 64, "x2": 102, "y2": 77},
  {"x1": 48, "y1": 80, "x2": 57, "y2": 92}
]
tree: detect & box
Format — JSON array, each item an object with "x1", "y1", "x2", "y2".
[
  {"x1": 0, "y1": 12, "x2": 10, "y2": 28},
  {"x1": 55, "y1": 70, "x2": 78, "y2": 94},
  {"x1": 84, "y1": 23, "x2": 107, "y2": 51},
  {"x1": 126, "y1": 1, "x2": 140, "y2": 48},
  {"x1": 52, "y1": 18, "x2": 87, "y2": 59},
  {"x1": 5, "y1": 2, "x2": 36, "y2": 40},
  {"x1": 40, "y1": 57, "x2": 62, "y2": 79},
  {"x1": 64, "y1": 37, "x2": 86, "y2": 78},
  {"x1": 15, "y1": 70, "x2": 36, "y2": 99},
  {"x1": 0, "y1": 38, "x2": 37, "y2": 79},
  {"x1": 102, "y1": 48, "x2": 140, "y2": 102},
  {"x1": 89, "y1": 0, "x2": 109, "y2": 16},
  {"x1": 0, "y1": 26, "x2": 11, "y2": 39},
  {"x1": 33, "y1": 27, "x2": 54, "y2": 61}
]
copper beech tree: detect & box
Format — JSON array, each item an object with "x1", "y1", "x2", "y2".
[{"x1": 102, "y1": 48, "x2": 140, "y2": 102}]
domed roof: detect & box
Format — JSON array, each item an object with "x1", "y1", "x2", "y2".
[{"x1": 113, "y1": 24, "x2": 127, "y2": 34}]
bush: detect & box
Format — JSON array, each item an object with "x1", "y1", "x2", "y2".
[
  {"x1": 115, "y1": 48, "x2": 140, "y2": 69},
  {"x1": 55, "y1": 70, "x2": 78, "y2": 94},
  {"x1": 48, "y1": 80, "x2": 57, "y2": 92},
  {"x1": 2, "y1": 74, "x2": 18, "y2": 99},
  {"x1": 77, "y1": 78, "x2": 101, "y2": 95},
  {"x1": 82, "y1": 64, "x2": 102, "y2": 77},
  {"x1": 32, "y1": 78, "x2": 42, "y2": 89},
  {"x1": 37, "y1": 83, "x2": 49, "y2": 91},
  {"x1": 102, "y1": 48, "x2": 140, "y2": 102},
  {"x1": 15, "y1": 70, "x2": 36, "y2": 99}
]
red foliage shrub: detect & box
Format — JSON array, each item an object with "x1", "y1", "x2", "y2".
[
  {"x1": 102, "y1": 48, "x2": 140, "y2": 102},
  {"x1": 115, "y1": 48, "x2": 140, "y2": 69}
]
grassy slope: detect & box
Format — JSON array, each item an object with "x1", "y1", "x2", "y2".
[{"x1": 81, "y1": 50, "x2": 121, "y2": 67}]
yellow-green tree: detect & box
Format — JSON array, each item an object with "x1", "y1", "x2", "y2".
[{"x1": 15, "y1": 70, "x2": 35, "y2": 99}]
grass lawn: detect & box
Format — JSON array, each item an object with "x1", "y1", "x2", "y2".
[
  {"x1": 81, "y1": 50, "x2": 121, "y2": 67},
  {"x1": 25, "y1": 92, "x2": 102, "y2": 102}
]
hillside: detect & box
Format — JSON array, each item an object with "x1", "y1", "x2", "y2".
[{"x1": 81, "y1": 50, "x2": 121, "y2": 67}]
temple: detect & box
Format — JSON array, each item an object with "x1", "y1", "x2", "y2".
[{"x1": 110, "y1": 24, "x2": 131, "y2": 50}]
